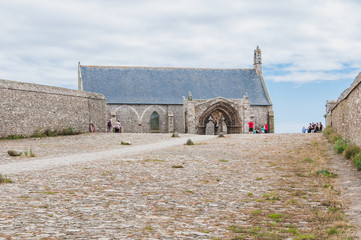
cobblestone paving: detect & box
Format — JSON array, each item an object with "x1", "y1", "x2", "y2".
[
  {"x1": 0, "y1": 133, "x2": 174, "y2": 165},
  {"x1": 0, "y1": 133, "x2": 360, "y2": 239},
  {"x1": 329, "y1": 146, "x2": 361, "y2": 238}
]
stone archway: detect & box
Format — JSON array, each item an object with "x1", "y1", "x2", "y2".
[{"x1": 197, "y1": 101, "x2": 242, "y2": 135}]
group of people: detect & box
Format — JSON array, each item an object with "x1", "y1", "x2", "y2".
[
  {"x1": 248, "y1": 121, "x2": 269, "y2": 134},
  {"x1": 107, "y1": 119, "x2": 122, "y2": 133},
  {"x1": 302, "y1": 122, "x2": 323, "y2": 133}
]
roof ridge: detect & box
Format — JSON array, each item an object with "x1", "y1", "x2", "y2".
[{"x1": 80, "y1": 65, "x2": 253, "y2": 71}]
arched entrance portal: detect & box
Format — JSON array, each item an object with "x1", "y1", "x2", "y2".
[
  {"x1": 205, "y1": 111, "x2": 228, "y2": 135},
  {"x1": 197, "y1": 101, "x2": 242, "y2": 135}
]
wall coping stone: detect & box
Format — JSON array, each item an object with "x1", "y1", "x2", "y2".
[
  {"x1": 0, "y1": 78, "x2": 105, "y2": 100},
  {"x1": 330, "y1": 72, "x2": 361, "y2": 111}
]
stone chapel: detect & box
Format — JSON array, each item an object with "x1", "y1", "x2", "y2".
[{"x1": 78, "y1": 46, "x2": 274, "y2": 134}]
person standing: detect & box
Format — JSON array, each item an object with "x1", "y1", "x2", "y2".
[
  {"x1": 107, "y1": 119, "x2": 112, "y2": 132},
  {"x1": 302, "y1": 126, "x2": 307, "y2": 133},
  {"x1": 307, "y1": 123, "x2": 312, "y2": 133},
  {"x1": 114, "y1": 120, "x2": 121, "y2": 133},
  {"x1": 264, "y1": 122, "x2": 269, "y2": 133},
  {"x1": 248, "y1": 121, "x2": 254, "y2": 134}
]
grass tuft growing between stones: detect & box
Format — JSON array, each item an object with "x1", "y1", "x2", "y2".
[
  {"x1": 144, "y1": 159, "x2": 165, "y2": 162},
  {"x1": 172, "y1": 165, "x2": 184, "y2": 168},
  {"x1": 251, "y1": 209, "x2": 262, "y2": 215},
  {"x1": 352, "y1": 154, "x2": 361, "y2": 171},
  {"x1": 32, "y1": 127, "x2": 82, "y2": 138},
  {"x1": 334, "y1": 139, "x2": 348, "y2": 154},
  {"x1": 171, "y1": 132, "x2": 179, "y2": 138},
  {"x1": 144, "y1": 225, "x2": 153, "y2": 231},
  {"x1": 267, "y1": 213, "x2": 288, "y2": 222},
  {"x1": 322, "y1": 126, "x2": 334, "y2": 139},
  {"x1": 328, "y1": 133, "x2": 342, "y2": 144},
  {"x1": 316, "y1": 169, "x2": 338, "y2": 178},
  {"x1": 224, "y1": 135, "x2": 355, "y2": 240},
  {"x1": 324, "y1": 126, "x2": 361, "y2": 171},
  {"x1": 0, "y1": 174, "x2": 14, "y2": 184},
  {"x1": 219, "y1": 159, "x2": 229, "y2": 162},
  {"x1": 343, "y1": 143, "x2": 360, "y2": 159},
  {"x1": 4, "y1": 134, "x2": 25, "y2": 140},
  {"x1": 24, "y1": 148, "x2": 35, "y2": 157}
]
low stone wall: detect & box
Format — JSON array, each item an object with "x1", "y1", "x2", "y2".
[
  {"x1": 327, "y1": 73, "x2": 361, "y2": 146},
  {"x1": 0, "y1": 79, "x2": 106, "y2": 138}
]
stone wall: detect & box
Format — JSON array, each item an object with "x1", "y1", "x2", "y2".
[
  {"x1": 325, "y1": 100, "x2": 336, "y2": 127},
  {"x1": 107, "y1": 100, "x2": 273, "y2": 135},
  {"x1": 0, "y1": 79, "x2": 106, "y2": 138},
  {"x1": 107, "y1": 104, "x2": 184, "y2": 133},
  {"x1": 185, "y1": 97, "x2": 246, "y2": 134},
  {"x1": 250, "y1": 105, "x2": 274, "y2": 133},
  {"x1": 183, "y1": 96, "x2": 274, "y2": 134},
  {"x1": 327, "y1": 73, "x2": 361, "y2": 146}
]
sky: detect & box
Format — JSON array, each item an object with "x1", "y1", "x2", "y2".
[{"x1": 1, "y1": 0, "x2": 361, "y2": 133}]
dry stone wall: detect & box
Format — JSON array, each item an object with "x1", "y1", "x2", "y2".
[
  {"x1": 328, "y1": 73, "x2": 361, "y2": 146},
  {"x1": 0, "y1": 79, "x2": 106, "y2": 138}
]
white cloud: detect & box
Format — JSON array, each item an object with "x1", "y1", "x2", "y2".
[{"x1": 0, "y1": 0, "x2": 361, "y2": 88}]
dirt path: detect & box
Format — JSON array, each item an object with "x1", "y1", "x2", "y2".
[{"x1": 0, "y1": 133, "x2": 360, "y2": 239}]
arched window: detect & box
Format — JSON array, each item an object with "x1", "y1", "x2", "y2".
[{"x1": 150, "y1": 111, "x2": 160, "y2": 132}]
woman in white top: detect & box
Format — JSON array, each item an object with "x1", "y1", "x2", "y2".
[{"x1": 114, "y1": 120, "x2": 121, "y2": 133}]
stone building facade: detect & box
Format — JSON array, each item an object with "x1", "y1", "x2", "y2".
[
  {"x1": 0, "y1": 79, "x2": 106, "y2": 138},
  {"x1": 106, "y1": 104, "x2": 185, "y2": 134},
  {"x1": 79, "y1": 47, "x2": 274, "y2": 134},
  {"x1": 326, "y1": 72, "x2": 361, "y2": 146}
]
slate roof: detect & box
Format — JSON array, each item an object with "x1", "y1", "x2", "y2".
[{"x1": 80, "y1": 66, "x2": 272, "y2": 106}]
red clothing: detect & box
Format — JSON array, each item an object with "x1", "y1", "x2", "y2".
[
  {"x1": 264, "y1": 123, "x2": 269, "y2": 130},
  {"x1": 248, "y1": 121, "x2": 254, "y2": 128}
]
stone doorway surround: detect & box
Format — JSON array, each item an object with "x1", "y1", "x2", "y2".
[{"x1": 183, "y1": 96, "x2": 251, "y2": 135}]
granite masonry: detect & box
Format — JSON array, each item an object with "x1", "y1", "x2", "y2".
[
  {"x1": 0, "y1": 79, "x2": 106, "y2": 138},
  {"x1": 107, "y1": 104, "x2": 185, "y2": 133},
  {"x1": 79, "y1": 47, "x2": 274, "y2": 134},
  {"x1": 326, "y1": 72, "x2": 361, "y2": 146}
]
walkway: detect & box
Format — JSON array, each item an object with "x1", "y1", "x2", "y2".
[
  {"x1": 1, "y1": 134, "x2": 215, "y2": 175},
  {"x1": 0, "y1": 133, "x2": 360, "y2": 239}
]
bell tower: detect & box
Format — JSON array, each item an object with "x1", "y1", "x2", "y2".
[{"x1": 254, "y1": 46, "x2": 262, "y2": 76}]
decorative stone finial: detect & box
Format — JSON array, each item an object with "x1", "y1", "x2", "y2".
[
  {"x1": 188, "y1": 91, "x2": 193, "y2": 100},
  {"x1": 244, "y1": 92, "x2": 249, "y2": 99}
]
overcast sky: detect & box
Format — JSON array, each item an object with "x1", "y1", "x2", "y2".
[{"x1": 1, "y1": 0, "x2": 360, "y2": 132}]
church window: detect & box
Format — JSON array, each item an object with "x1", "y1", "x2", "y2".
[{"x1": 150, "y1": 111, "x2": 160, "y2": 132}]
